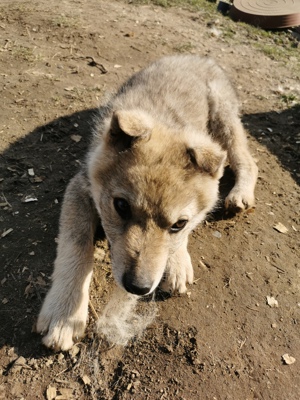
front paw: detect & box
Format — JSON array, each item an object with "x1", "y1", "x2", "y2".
[
  {"x1": 160, "y1": 249, "x2": 194, "y2": 294},
  {"x1": 225, "y1": 188, "x2": 255, "y2": 212},
  {"x1": 36, "y1": 289, "x2": 88, "y2": 351},
  {"x1": 37, "y1": 317, "x2": 86, "y2": 351}
]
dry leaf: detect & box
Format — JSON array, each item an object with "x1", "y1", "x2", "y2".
[
  {"x1": 46, "y1": 385, "x2": 56, "y2": 400},
  {"x1": 266, "y1": 296, "x2": 278, "y2": 308},
  {"x1": 282, "y1": 353, "x2": 296, "y2": 365},
  {"x1": 273, "y1": 222, "x2": 288, "y2": 234}
]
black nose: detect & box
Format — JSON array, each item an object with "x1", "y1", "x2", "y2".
[{"x1": 122, "y1": 273, "x2": 151, "y2": 296}]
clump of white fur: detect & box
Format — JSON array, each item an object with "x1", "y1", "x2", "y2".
[{"x1": 96, "y1": 286, "x2": 157, "y2": 346}]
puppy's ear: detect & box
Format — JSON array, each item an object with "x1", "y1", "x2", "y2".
[
  {"x1": 187, "y1": 146, "x2": 226, "y2": 178},
  {"x1": 108, "y1": 110, "x2": 153, "y2": 151}
]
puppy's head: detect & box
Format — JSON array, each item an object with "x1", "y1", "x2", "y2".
[{"x1": 88, "y1": 109, "x2": 225, "y2": 295}]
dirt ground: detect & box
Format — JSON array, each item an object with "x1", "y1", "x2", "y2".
[{"x1": 0, "y1": 0, "x2": 299, "y2": 399}]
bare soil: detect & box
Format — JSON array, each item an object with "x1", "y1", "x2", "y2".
[{"x1": 0, "y1": 1, "x2": 299, "y2": 399}]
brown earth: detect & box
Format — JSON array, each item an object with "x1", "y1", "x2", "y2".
[{"x1": 0, "y1": 1, "x2": 299, "y2": 399}]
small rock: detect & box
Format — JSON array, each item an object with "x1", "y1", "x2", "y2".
[
  {"x1": 69, "y1": 344, "x2": 80, "y2": 358},
  {"x1": 57, "y1": 388, "x2": 73, "y2": 398},
  {"x1": 21, "y1": 194, "x2": 38, "y2": 203},
  {"x1": 14, "y1": 356, "x2": 27, "y2": 366},
  {"x1": 46, "y1": 386, "x2": 56, "y2": 400},
  {"x1": 133, "y1": 380, "x2": 141, "y2": 388},
  {"x1": 11, "y1": 366, "x2": 22, "y2": 374},
  {"x1": 210, "y1": 27, "x2": 222, "y2": 37},
  {"x1": 8, "y1": 347, "x2": 17, "y2": 358},
  {"x1": 282, "y1": 353, "x2": 296, "y2": 365},
  {"x1": 1, "y1": 228, "x2": 13, "y2": 238},
  {"x1": 45, "y1": 359, "x2": 53, "y2": 367},
  {"x1": 267, "y1": 296, "x2": 278, "y2": 308},
  {"x1": 163, "y1": 344, "x2": 173, "y2": 353},
  {"x1": 212, "y1": 231, "x2": 222, "y2": 238},
  {"x1": 28, "y1": 358, "x2": 39, "y2": 369},
  {"x1": 10, "y1": 383, "x2": 23, "y2": 396},
  {"x1": 81, "y1": 374, "x2": 91, "y2": 385},
  {"x1": 94, "y1": 247, "x2": 106, "y2": 262},
  {"x1": 70, "y1": 134, "x2": 82, "y2": 143},
  {"x1": 57, "y1": 353, "x2": 65, "y2": 362}
]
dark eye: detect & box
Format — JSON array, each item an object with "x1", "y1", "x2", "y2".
[
  {"x1": 170, "y1": 219, "x2": 188, "y2": 233},
  {"x1": 113, "y1": 198, "x2": 131, "y2": 220}
]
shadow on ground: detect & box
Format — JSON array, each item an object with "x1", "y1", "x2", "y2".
[{"x1": 243, "y1": 103, "x2": 300, "y2": 185}]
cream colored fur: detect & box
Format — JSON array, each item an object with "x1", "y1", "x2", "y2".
[{"x1": 37, "y1": 55, "x2": 258, "y2": 351}]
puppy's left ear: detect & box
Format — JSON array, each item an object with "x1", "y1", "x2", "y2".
[
  {"x1": 187, "y1": 145, "x2": 226, "y2": 179},
  {"x1": 108, "y1": 110, "x2": 153, "y2": 151}
]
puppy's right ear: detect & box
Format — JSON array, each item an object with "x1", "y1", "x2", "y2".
[
  {"x1": 187, "y1": 145, "x2": 226, "y2": 179},
  {"x1": 107, "y1": 110, "x2": 153, "y2": 152}
]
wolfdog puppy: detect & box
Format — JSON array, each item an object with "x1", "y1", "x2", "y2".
[{"x1": 37, "y1": 55, "x2": 258, "y2": 350}]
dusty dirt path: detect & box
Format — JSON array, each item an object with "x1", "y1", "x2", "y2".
[{"x1": 0, "y1": 1, "x2": 299, "y2": 399}]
